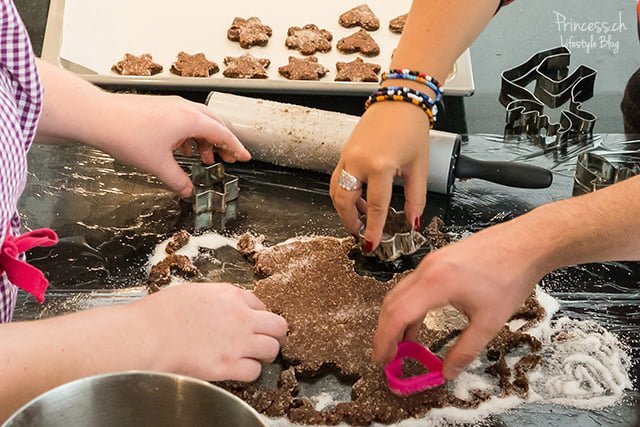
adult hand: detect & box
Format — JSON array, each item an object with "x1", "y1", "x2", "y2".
[
  {"x1": 330, "y1": 101, "x2": 430, "y2": 250},
  {"x1": 99, "y1": 93, "x2": 250, "y2": 198},
  {"x1": 372, "y1": 220, "x2": 546, "y2": 380},
  {"x1": 135, "y1": 283, "x2": 287, "y2": 382}
]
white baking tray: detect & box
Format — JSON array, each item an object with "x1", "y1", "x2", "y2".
[{"x1": 41, "y1": 0, "x2": 475, "y2": 96}]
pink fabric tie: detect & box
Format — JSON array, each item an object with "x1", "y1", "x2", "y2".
[{"x1": 0, "y1": 228, "x2": 58, "y2": 304}]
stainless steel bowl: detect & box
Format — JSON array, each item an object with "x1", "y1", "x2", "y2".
[{"x1": 4, "y1": 371, "x2": 267, "y2": 427}]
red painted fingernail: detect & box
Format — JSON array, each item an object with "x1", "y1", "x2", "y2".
[
  {"x1": 364, "y1": 240, "x2": 373, "y2": 252},
  {"x1": 414, "y1": 217, "x2": 422, "y2": 231}
]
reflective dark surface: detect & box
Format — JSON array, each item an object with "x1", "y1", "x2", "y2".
[
  {"x1": 13, "y1": 134, "x2": 640, "y2": 426},
  {"x1": 11, "y1": 0, "x2": 640, "y2": 423}
]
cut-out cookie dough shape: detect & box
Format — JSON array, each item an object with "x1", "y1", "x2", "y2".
[
  {"x1": 112, "y1": 53, "x2": 162, "y2": 76},
  {"x1": 337, "y1": 29, "x2": 380, "y2": 57},
  {"x1": 335, "y1": 58, "x2": 381, "y2": 82},
  {"x1": 389, "y1": 13, "x2": 408, "y2": 34},
  {"x1": 339, "y1": 4, "x2": 380, "y2": 31},
  {"x1": 170, "y1": 52, "x2": 219, "y2": 77},
  {"x1": 223, "y1": 54, "x2": 270, "y2": 79},
  {"x1": 227, "y1": 17, "x2": 273, "y2": 48},
  {"x1": 278, "y1": 56, "x2": 329, "y2": 80},
  {"x1": 285, "y1": 24, "x2": 333, "y2": 55}
]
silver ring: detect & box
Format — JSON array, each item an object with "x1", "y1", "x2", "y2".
[{"x1": 338, "y1": 169, "x2": 362, "y2": 191}]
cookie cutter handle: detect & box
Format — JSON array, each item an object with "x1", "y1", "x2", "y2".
[
  {"x1": 385, "y1": 341, "x2": 445, "y2": 396},
  {"x1": 455, "y1": 155, "x2": 553, "y2": 189}
]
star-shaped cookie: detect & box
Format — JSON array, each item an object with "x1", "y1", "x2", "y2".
[
  {"x1": 337, "y1": 29, "x2": 380, "y2": 57},
  {"x1": 278, "y1": 56, "x2": 329, "y2": 80},
  {"x1": 227, "y1": 17, "x2": 273, "y2": 48},
  {"x1": 111, "y1": 53, "x2": 163, "y2": 76},
  {"x1": 335, "y1": 57, "x2": 381, "y2": 82},
  {"x1": 223, "y1": 54, "x2": 270, "y2": 79},
  {"x1": 285, "y1": 24, "x2": 333, "y2": 55},
  {"x1": 170, "y1": 52, "x2": 219, "y2": 77},
  {"x1": 339, "y1": 4, "x2": 380, "y2": 31}
]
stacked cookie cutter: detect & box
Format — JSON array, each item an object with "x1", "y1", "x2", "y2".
[
  {"x1": 499, "y1": 46, "x2": 597, "y2": 149},
  {"x1": 358, "y1": 208, "x2": 427, "y2": 262},
  {"x1": 573, "y1": 152, "x2": 640, "y2": 196},
  {"x1": 177, "y1": 157, "x2": 240, "y2": 231}
]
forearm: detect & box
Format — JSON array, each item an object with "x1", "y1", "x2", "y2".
[
  {"x1": 510, "y1": 176, "x2": 640, "y2": 274},
  {"x1": 392, "y1": 0, "x2": 499, "y2": 85},
  {"x1": 34, "y1": 59, "x2": 115, "y2": 150},
  {"x1": 0, "y1": 303, "x2": 154, "y2": 420}
]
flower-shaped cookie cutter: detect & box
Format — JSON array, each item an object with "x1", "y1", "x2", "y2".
[
  {"x1": 190, "y1": 162, "x2": 239, "y2": 231},
  {"x1": 358, "y1": 208, "x2": 427, "y2": 262},
  {"x1": 174, "y1": 155, "x2": 240, "y2": 231},
  {"x1": 189, "y1": 162, "x2": 239, "y2": 215}
]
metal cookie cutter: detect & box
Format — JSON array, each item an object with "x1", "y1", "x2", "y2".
[
  {"x1": 499, "y1": 46, "x2": 597, "y2": 149},
  {"x1": 188, "y1": 161, "x2": 239, "y2": 230},
  {"x1": 358, "y1": 208, "x2": 427, "y2": 262},
  {"x1": 573, "y1": 152, "x2": 639, "y2": 196},
  {"x1": 190, "y1": 162, "x2": 239, "y2": 214}
]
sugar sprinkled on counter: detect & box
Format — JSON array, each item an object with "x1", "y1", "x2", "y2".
[{"x1": 147, "y1": 231, "x2": 632, "y2": 426}]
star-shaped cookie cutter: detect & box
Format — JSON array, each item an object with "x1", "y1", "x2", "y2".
[
  {"x1": 358, "y1": 208, "x2": 427, "y2": 262},
  {"x1": 174, "y1": 160, "x2": 240, "y2": 231},
  {"x1": 499, "y1": 46, "x2": 597, "y2": 149},
  {"x1": 573, "y1": 152, "x2": 639, "y2": 196},
  {"x1": 190, "y1": 162, "x2": 239, "y2": 215}
]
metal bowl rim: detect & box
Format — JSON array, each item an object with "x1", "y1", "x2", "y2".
[{"x1": 3, "y1": 370, "x2": 267, "y2": 427}]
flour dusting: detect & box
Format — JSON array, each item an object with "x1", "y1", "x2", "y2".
[{"x1": 149, "y1": 232, "x2": 632, "y2": 426}]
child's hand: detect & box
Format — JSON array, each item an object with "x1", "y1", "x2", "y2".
[
  {"x1": 98, "y1": 93, "x2": 251, "y2": 198},
  {"x1": 135, "y1": 283, "x2": 287, "y2": 382}
]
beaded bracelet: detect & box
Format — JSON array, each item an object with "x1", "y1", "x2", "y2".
[
  {"x1": 372, "y1": 86, "x2": 438, "y2": 107},
  {"x1": 366, "y1": 87, "x2": 438, "y2": 123},
  {"x1": 381, "y1": 69, "x2": 444, "y2": 102},
  {"x1": 383, "y1": 69, "x2": 443, "y2": 92},
  {"x1": 365, "y1": 86, "x2": 437, "y2": 128}
]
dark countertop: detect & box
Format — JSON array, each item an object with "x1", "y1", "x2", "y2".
[
  {"x1": 8, "y1": 3, "x2": 640, "y2": 424},
  {"x1": 13, "y1": 133, "x2": 640, "y2": 426}
]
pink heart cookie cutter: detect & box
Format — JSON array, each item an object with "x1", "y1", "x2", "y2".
[{"x1": 384, "y1": 341, "x2": 445, "y2": 396}]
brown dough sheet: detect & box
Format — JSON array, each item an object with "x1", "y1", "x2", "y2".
[{"x1": 220, "y1": 218, "x2": 545, "y2": 425}]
